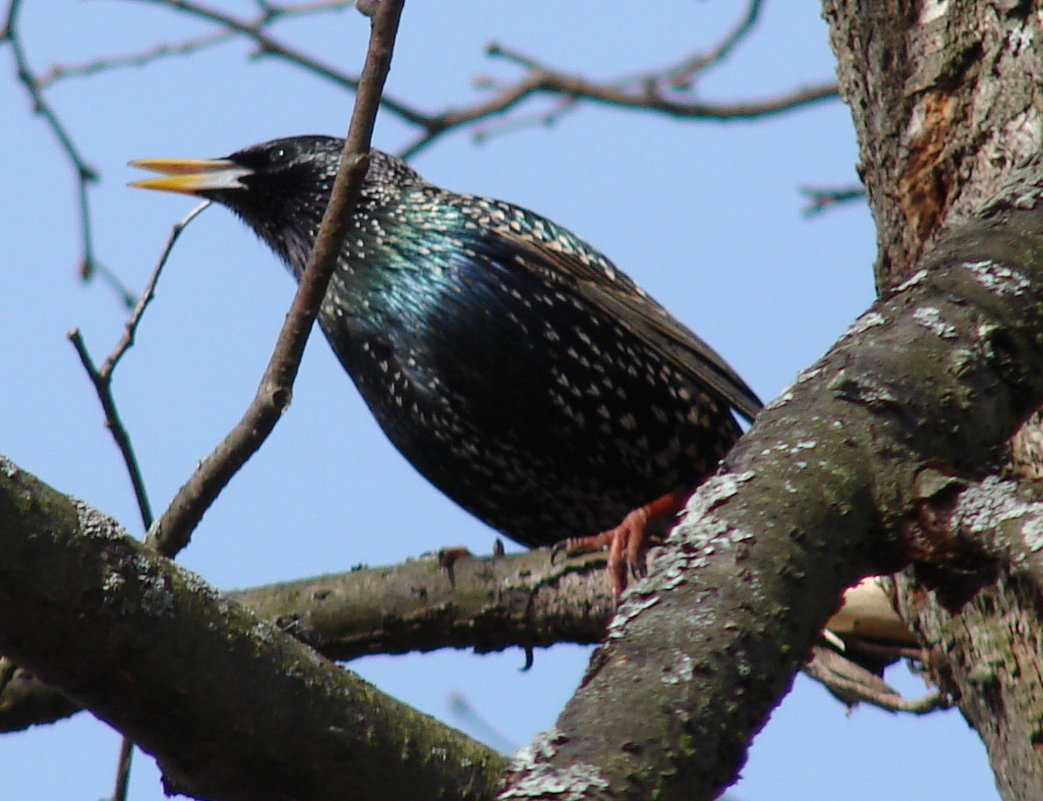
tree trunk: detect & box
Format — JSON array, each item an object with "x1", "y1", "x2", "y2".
[{"x1": 824, "y1": 2, "x2": 1043, "y2": 796}]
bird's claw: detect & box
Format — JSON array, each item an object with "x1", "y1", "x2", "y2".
[{"x1": 553, "y1": 489, "x2": 689, "y2": 600}]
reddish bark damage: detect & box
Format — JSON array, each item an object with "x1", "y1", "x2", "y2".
[{"x1": 898, "y1": 90, "x2": 957, "y2": 249}]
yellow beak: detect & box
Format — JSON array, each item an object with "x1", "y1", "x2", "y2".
[{"x1": 128, "y1": 158, "x2": 252, "y2": 195}]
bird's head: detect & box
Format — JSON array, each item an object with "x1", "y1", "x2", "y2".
[{"x1": 130, "y1": 136, "x2": 421, "y2": 275}]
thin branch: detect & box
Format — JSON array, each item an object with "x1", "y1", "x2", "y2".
[
  {"x1": 110, "y1": 737, "x2": 134, "y2": 801},
  {"x1": 449, "y1": 692, "x2": 517, "y2": 754},
  {"x1": 92, "y1": 1, "x2": 835, "y2": 162},
  {"x1": 67, "y1": 200, "x2": 208, "y2": 801},
  {"x1": 801, "y1": 184, "x2": 866, "y2": 216},
  {"x1": 104, "y1": 201, "x2": 211, "y2": 379},
  {"x1": 69, "y1": 330, "x2": 154, "y2": 529},
  {"x1": 126, "y1": 0, "x2": 425, "y2": 125},
  {"x1": 398, "y1": 41, "x2": 839, "y2": 158},
  {"x1": 36, "y1": 1, "x2": 356, "y2": 88},
  {"x1": 804, "y1": 646, "x2": 948, "y2": 714},
  {"x1": 145, "y1": 0, "x2": 405, "y2": 558},
  {"x1": 1, "y1": 0, "x2": 136, "y2": 305},
  {"x1": 470, "y1": 95, "x2": 581, "y2": 145},
  {"x1": 659, "y1": 0, "x2": 764, "y2": 88},
  {"x1": 489, "y1": 41, "x2": 839, "y2": 120},
  {"x1": 67, "y1": 201, "x2": 210, "y2": 533},
  {"x1": 37, "y1": 30, "x2": 235, "y2": 88},
  {"x1": 25, "y1": 0, "x2": 837, "y2": 185}
]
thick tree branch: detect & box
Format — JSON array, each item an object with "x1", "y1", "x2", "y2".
[
  {"x1": 0, "y1": 455, "x2": 505, "y2": 801},
  {"x1": 7, "y1": 426, "x2": 1041, "y2": 796},
  {"x1": 893, "y1": 567, "x2": 1043, "y2": 797},
  {"x1": 0, "y1": 660, "x2": 79, "y2": 732},
  {"x1": 0, "y1": 531, "x2": 925, "y2": 735},
  {"x1": 231, "y1": 550, "x2": 613, "y2": 661},
  {"x1": 498, "y1": 161, "x2": 1043, "y2": 800},
  {"x1": 826, "y1": 5, "x2": 1043, "y2": 796},
  {"x1": 16, "y1": 467, "x2": 1043, "y2": 738}
]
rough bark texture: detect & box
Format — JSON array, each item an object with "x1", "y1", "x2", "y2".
[
  {"x1": 1, "y1": 544, "x2": 924, "y2": 734},
  {"x1": 0, "y1": 457, "x2": 505, "y2": 801},
  {"x1": 499, "y1": 172, "x2": 1043, "y2": 799},
  {"x1": 827, "y1": 0, "x2": 1043, "y2": 288},
  {"x1": 824, "y1": 2, "x2": 1043, "y2": 797},
  {"x1": 231, "y1": 550, "x2": 612, "y2": 660}
]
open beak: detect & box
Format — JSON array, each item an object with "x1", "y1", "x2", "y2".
[{"x1": 128, "y1": 158, "x2": 253, "y2": 195}]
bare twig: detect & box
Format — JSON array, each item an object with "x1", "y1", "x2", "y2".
[
  {"x1": 67, "y1": 201, "x2": 211, "y2": 533},
  {"x1": 1, "y1": 0, "x2": 136, "y2": 306},
  {"x1": 145, "y1": 0, "x2": 406, "y2": 558},
  {"x1": 398, "y1": 41, "x2": 838, "y2": 158},
  {"x1": 489, "y1": 40, "x2": 838, "y2": 120},
  {"x1": 125, "y1": 0, "x2": 424, "y2": 125},
  {"x1": 36, "y1": 1, "x2": 356, "y2": 88},
  {"x1": 448, "y1": 692, "x2": 516, "y2": 754},
  {"x1": 96, "y1": 1, "x2": 835, "y2": 161},
  {"x1": 110, "y1": 736, "x2": 134, "y2": 801},
  {"x1": 801, "y1": 184, "x2": 866, "y2": 216},
  {"x1": 470, "y1": 95, "x2": 580, "y2": 144},
  {"x1": 69, "y1": 330, "x2": 154, "y2": 529},
  {"x1": 37, "y1": 30, "x2": 235, "y2": 88},
  {"x1": 104, "y1": 201, "x2": 211, "y2": 378},
  {"x1": 659, "y1": 0, "x2": 764, "y2": 87},
  {"x1": 803, "y1": 646, "x2": 948, "y2": 714},
  {"x1": 602, "y1": 0, "x2": 764, "y2": 93},
  {"x1": 23, "y1": 0, "x2": 839, "y2": 204}
]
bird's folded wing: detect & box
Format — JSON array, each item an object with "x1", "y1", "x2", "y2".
[{"x1": 494, "y1": 227, "x2": 763, "y2": 423}]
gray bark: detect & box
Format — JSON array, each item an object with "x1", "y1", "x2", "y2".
[
  {"x1": 825, "y1": 2, "x2": 1043, "y2": 796},
  {"x1": 0, "y1": 457, "x2": 504, "y2": 801},
  {"x1": 498, "y1": 159, "x2": 1043, "y2": 798}
]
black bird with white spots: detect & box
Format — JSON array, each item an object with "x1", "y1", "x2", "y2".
[{"x1": 132, "y1": 136, "x2": 761, "y2": 593}]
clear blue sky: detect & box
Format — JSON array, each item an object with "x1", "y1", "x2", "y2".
[{"x1": 1, "y1": 2, "x2": 997, "y2": 799}]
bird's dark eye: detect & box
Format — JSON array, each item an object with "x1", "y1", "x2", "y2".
[{"x1": 268, "y1": 144, "x2": 295, "y2": 165}]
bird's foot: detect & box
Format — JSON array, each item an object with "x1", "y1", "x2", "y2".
[
  {"x1": 553, "y1": 489, "x2": 689, "y2": 601},
  {"x1": 436, "y1": 546, "x2": 472, "y2": 589}
]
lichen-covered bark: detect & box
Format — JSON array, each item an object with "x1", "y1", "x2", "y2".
[
  {"x1": 898, "y1": 571, "x2": 1043, "y2": 798},
  {"x1": 232, "y1": 549, "x2": 613, "y2": 660},
  {"x1": 893, "y1": 473, "x2": 1043, "y2": 794},
  {"x1": 499, "y1": 167, "x2": 1043, "y2": 799},
  {"x1": 0, "y1": 457, "x2": 504, "y2": 801},
  {"x1": 825, "y1": 2, "x2": 1043, "y2": 796}
]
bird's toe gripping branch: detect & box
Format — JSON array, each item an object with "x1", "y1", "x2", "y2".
[{"x1": 554, "y1": 488, "x2": 690, "y2": 600}]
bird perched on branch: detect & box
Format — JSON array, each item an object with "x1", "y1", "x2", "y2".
[{"x1": 131, "y1": 136, "x2": 761, "y2": 597}]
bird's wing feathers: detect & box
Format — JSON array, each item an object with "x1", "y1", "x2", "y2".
[{"x1": 491, "y1": 225, "x2": 763, "y2": 423}]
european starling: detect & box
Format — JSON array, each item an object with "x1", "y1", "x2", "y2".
[{"x1": 131, "y1": 136, "x2": 761, "y2": 594}]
